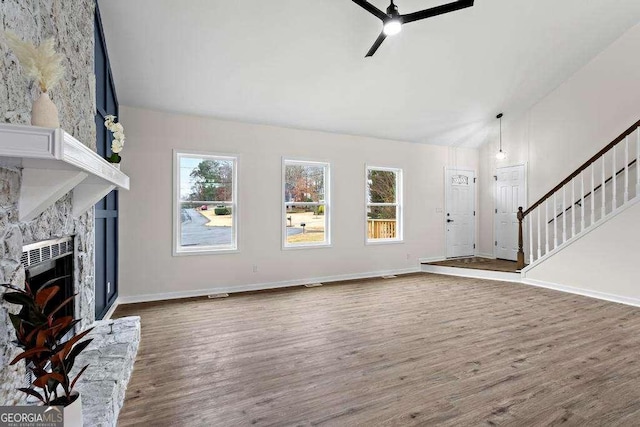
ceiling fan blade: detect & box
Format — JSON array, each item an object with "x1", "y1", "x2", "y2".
[
  {"x1": 401, "y1": 0, "x2": 474, "y2": 24},
  {"x1": 365, "y1": 32, "x2": 387, "y2": 57},
  {"x1": 352, "y1": 0, "x2": 388, "y2": 21}
]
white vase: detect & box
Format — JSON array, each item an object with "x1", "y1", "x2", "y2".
[
  {"x1": 31, "y1": 92, "x2": 60, "y2": 128},
  {"x1": 63, "y1": 393, "x2": 83, "y2": 427}
]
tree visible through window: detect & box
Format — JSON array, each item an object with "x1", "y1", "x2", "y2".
[
  {"x1": 175, "y1": 152, "x2": 237, "y2": 254},
  {"x1": 284, "y1": 160, "x2": 330, "y2": 247},
  {"x1": 367, "y1": 167, "x2": 402, "y2": 242}
]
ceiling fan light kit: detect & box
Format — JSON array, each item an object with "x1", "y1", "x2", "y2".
[{"x1": 352, "y1": 0, "x2": 475, "y2": 57}]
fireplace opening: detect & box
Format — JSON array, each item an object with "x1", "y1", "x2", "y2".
[{"x1": 21, "y1": 237, "x2": 75, "y2": 319}]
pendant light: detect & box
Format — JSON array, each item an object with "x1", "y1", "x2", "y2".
[{"x1": 496, "y1": 113, "x2": 506, "y2": 160}]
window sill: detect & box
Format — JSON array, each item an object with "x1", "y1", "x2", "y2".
[
  {"x1": 282, "y1": 243, "x2": 332, "y2": 251},
  {"x1": 365, "y1": 239, "x2": 404, "y2": 246},
  {"x1": 173, "y1": 247, "x2": 239, "y2": 256}
]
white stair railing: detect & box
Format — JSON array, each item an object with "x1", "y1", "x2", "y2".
[{"x1": 517, "y1": 121, "x2": 640, "y2": 270}]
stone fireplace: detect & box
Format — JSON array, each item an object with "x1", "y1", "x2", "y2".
[
  {"x1": 0, "y1": 0, "x2": 97, "y2": 405},
  {"x1": 0, "y1": 181, "x2": 95, "y2": 405},
  {"x1": 0, "y1": 4, "x2": 139, "y2": 425}
]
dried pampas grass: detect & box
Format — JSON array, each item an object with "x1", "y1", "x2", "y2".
[{"x1": 4, "y1": 31, "x2": 65, "y2": 93}]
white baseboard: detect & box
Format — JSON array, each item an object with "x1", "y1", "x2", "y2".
[
  {"x1": 118, "y1": 267, "x2": 422, "y2": 305},
  {"x1": 102, "y1": 297, "x2": 120, "y2": 320},
  {"x1": 520, "y1": 278, "x2": 640, "y2": 308},
  {"x1": 475, "y1": 253, "x2": 496, "y2": 259},
  {"x1": 421, "y1": 264, "x2": 521, "y2": 283},
  {"x1": 418, "y1": 256, "x2": 446, "y2": 264}
]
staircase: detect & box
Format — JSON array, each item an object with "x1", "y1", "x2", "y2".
[
  {"x1": 421, "y1": 121, "x2": 640, "y2": 284},
  {"x1": 516, "y1": 119, "x2": 640, "y2": 270}
]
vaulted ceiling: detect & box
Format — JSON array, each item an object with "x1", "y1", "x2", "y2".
[{"x1": 98, "y1": 0, "x2": 640, "y2": 147}]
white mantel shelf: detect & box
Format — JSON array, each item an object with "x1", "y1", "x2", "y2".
[{"x1": 0, "y1": 124, "x2": 130, "y2": 221}]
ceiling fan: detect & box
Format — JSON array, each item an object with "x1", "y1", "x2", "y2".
[{"x1": 352, "y1": 0, "x2": 474, "y2": 57}]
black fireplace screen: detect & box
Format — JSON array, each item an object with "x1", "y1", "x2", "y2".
[{"x1": 22, "y1": 237, "x2": 74, "y2": 319}]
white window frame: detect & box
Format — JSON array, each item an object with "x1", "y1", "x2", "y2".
[
  {"x1": 173, "y1": 150, "x2": 239, "y2": 256},
  {"x1": 365, "y1": 165, "x2": 403, "y2": 244},
  {"x1": 282, "y1": 158, "x2": 331, "y2": 249}
]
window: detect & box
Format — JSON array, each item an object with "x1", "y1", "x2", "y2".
[
  {"x1": 366, "y1": 166, "x2": 402, "y2": 243},
  {"x1": 174, "y1": 151, "x2": 238, "y2": 255},
  {"x1": 283, "y1": 159, "x2": 330, "y2": 248}
]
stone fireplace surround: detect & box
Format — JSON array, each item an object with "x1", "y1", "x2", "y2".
[{"x1": 0, "y1": 150, "x2": 141, "y2": 427}]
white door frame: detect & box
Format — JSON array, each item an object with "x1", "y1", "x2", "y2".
[
  {"x1": 493, "y1": 163, "x2": 528, "y2": 259},
  {"x1": 444, "y1": 167, "x2": 476, "y2": 258}
]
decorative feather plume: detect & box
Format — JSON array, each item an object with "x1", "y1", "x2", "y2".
[{"x1": 4, "y1": 31, "x2": 65, "y2": 92}]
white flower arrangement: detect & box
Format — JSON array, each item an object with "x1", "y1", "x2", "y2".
[{"x1": 104, "y1": 115, "x2": 126, "y2": 163}]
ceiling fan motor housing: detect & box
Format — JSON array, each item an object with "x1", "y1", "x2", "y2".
[{"x1": 386, "y1": 1, "x2": 399, "y2": 18}]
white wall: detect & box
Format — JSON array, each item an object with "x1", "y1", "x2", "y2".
[
  {"x1": 478, "y1": 22, "x2": 640, "y2": 256},
  {"x1": 118, "y1": 106, "x2": 478, "y2": 301},
  {"x1": 523, "y1": 199, "x2": 640, "y2": 305}
]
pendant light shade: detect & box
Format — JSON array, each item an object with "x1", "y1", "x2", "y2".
[{"x1": 496, "y1": 113, "x2": 506, "y2": 160}]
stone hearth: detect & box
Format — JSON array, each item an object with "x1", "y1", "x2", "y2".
[{"x1": 73, "y1": 316, "x2": 141, "y2": 427}]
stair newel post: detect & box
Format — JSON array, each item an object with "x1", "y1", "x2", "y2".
[{"x1": 517, "y1": 207, "x2": 525, "y2": 270}]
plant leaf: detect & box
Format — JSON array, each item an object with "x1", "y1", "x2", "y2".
[
  {"x1": 35, "y1": 286, "x2": 58, "y2": 309},
  {"x1": 70, "y1": 364, "x2": 89, "y2": 392},
  {"x1": 3, "y1": 292, "x2": 35, "y2": 307},
  {"x1": 17, "y1": 387, "x2": 44, "y2": 403},
  {"x1": 8, "y1": 313, "x2": 22, "y2": 332},
  {"x1": 58, "y1": 328, "x2": 93, "y2": 360},
  {"x1": 64, "y1": 338, "x2": 93, "y2": 373},
  {"x1": 56, "y1": 319, "x2": 79, "y2": 339},
  {"x1": 39, "y1": 276, "x2": 68, "y2": 290},
  {"x1": 1, "y1": 283, "x2": 27, "y2": 293},
  {"x1": 33, "y1": 372, "x2": 64, "y2": 389},
  {"x1": 10, "y1": 346, "x2": 49, "y2": 365},
  {"x1": 48, "y1": 294, "x2": 76, "y2": 318}
]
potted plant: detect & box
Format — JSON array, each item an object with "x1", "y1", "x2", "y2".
[
  {"x1": 4, "y1": 31, "x2": 65, "y2": 128},
  {"x1": 2, "y1": 278, "x2": 94, "y2": 427}
]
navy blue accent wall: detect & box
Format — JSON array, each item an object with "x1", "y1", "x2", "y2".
[{"x1": 94, "y1": 3, "x2": 119, "y2": 319}]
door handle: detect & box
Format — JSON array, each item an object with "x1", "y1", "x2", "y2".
[{"x1": 447, "y1": 219, "x2": 454, "y2": 223}]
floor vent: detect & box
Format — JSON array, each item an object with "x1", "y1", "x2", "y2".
[
  {"x1": 207, "y1": 293, "x2": 229, "y2": 299},
  {"x1": 381, "y1": 275, "x2": 397, "y2": 279},
  {"x1": 304, "y1": 283, "x2": 323, "y2": 288}
]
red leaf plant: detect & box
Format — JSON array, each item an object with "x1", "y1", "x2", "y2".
[{"x1": 2, "y1": 278, "x2": 93, "y2": 406}]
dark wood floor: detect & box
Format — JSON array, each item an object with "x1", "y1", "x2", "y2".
[
  {"x1": 427, "y1": 257, "x2": 520, "y2": 272},
  {"x1": 114, "y1": 273, "x2": 640, "y2": 426}
]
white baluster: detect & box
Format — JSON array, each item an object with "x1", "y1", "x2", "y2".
[
  {"x1": 529, "y1": 213, "x2": 534, "y2": 264},
  {"x1": 581, "y1": 171, "x2": 585, "y2": 231},
  {"x1": 601, "y1": 154, "x2": 606, "y2": 219},
  {"x1": 562, "y1": 185, "x2": 567, "y2": 243},
  {"x1": 537, "y1": 206, "x2": 541, "y2": 259},
  {"x1": 545, "y1": 199, "x2": 549, "y2": 254},
  {"x1": 591, "y1": 163, "x2": 595, "y2": 225},
  {"x1": 625, "y1": 136, "x2": 629, "y2": 203},
  {"x1": 637, "y1": 127, "x2": 640, "y2": 198},
  {"x1": 571, "y1": 178, "x2": 576, "y2": 237},
  {"x1": 613, "y1": 145, "x2": 617, "y2": 210},
  {"x1": 553, "y1": 193, "x2": 558, "y2": 249}
]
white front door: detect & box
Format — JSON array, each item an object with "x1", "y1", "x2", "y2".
[
  {"x1": 445, "y1": 169, "x2": 475, "y2": 258},
  {"x1": 495, "y1": 165, "x2": 526, "y2": 261}
]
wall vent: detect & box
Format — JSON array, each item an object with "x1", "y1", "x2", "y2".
[{"x1": 21, "y1": 237, "x2": 73, "y2": 269}]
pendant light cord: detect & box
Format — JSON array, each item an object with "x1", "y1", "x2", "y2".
[{"x1": 497, "y1": 113, "x2": 503, "y2": 152}]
